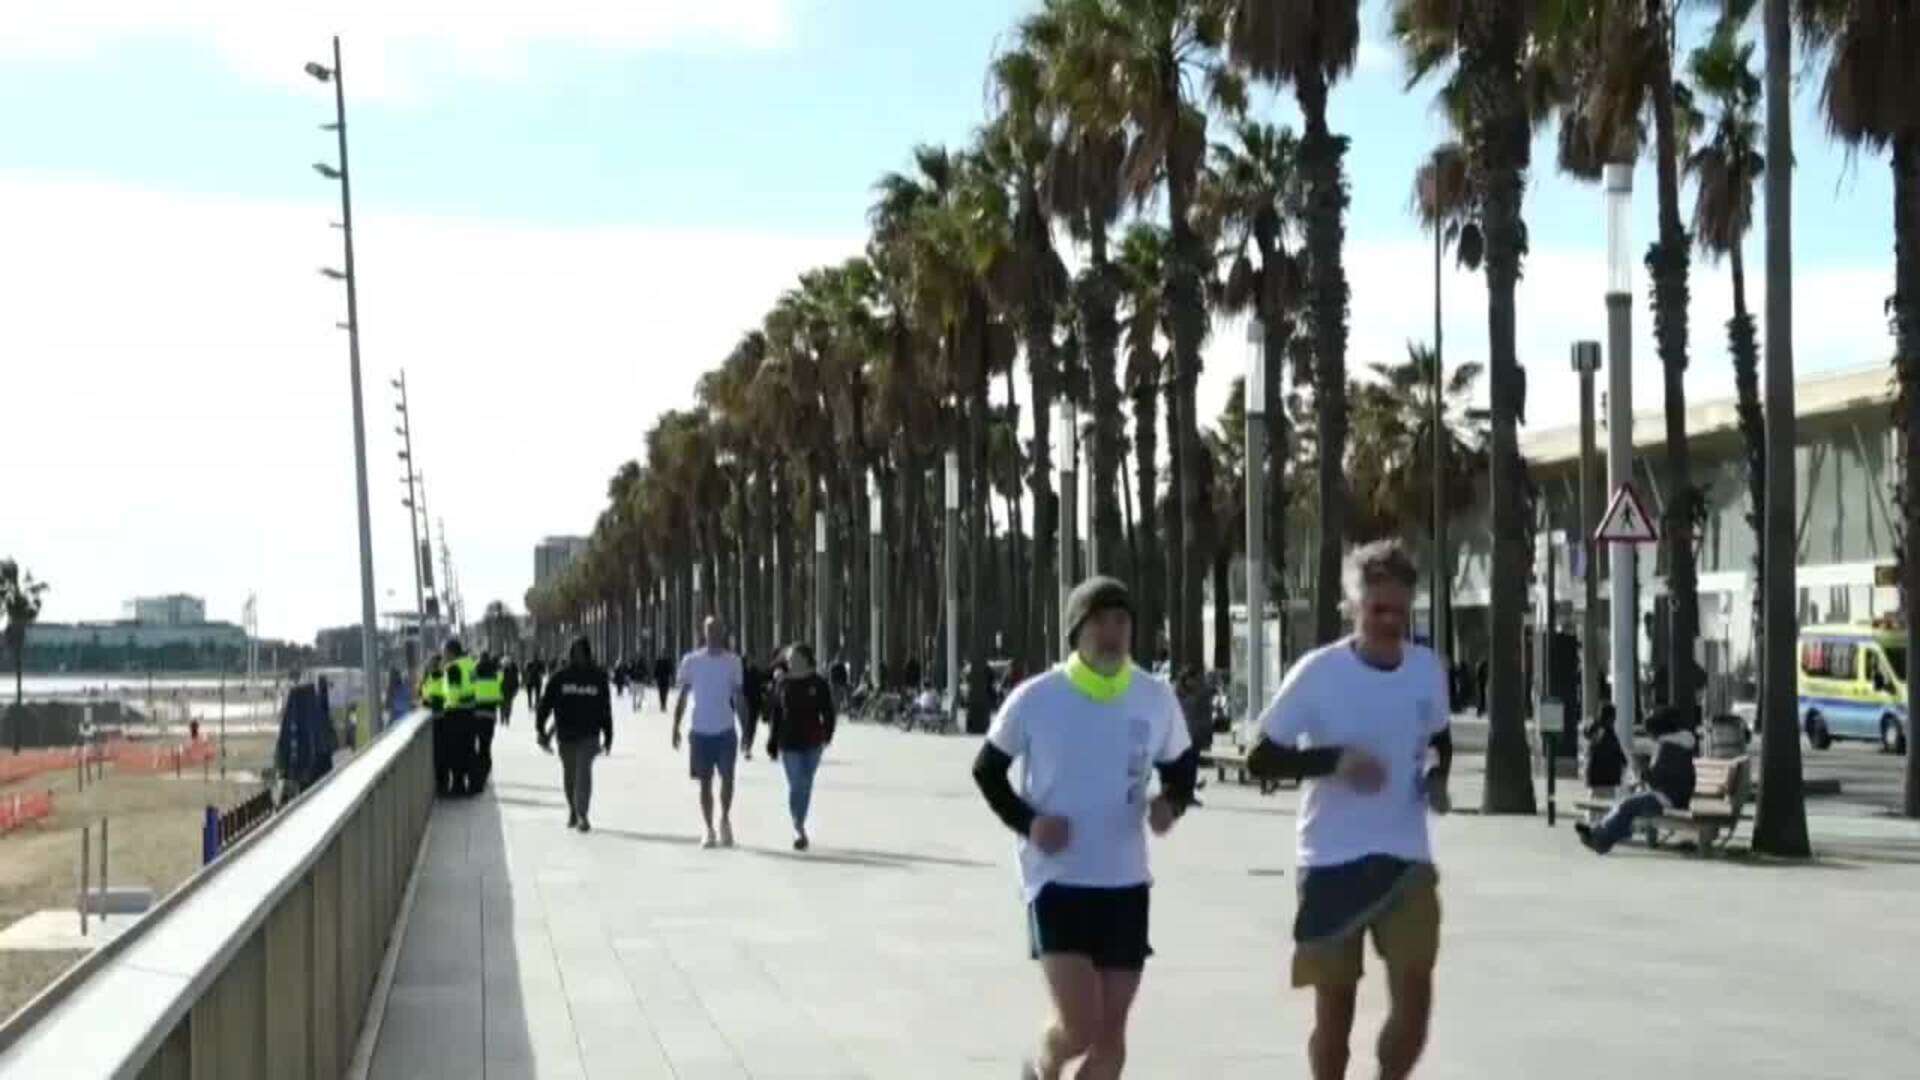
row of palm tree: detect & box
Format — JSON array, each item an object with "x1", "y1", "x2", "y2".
[{"x1": 522, "y1": 0, "x2": 1915, "y2": 832}]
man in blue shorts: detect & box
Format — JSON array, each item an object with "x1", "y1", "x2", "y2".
[{"x1": 673, "y1": 615, "x2": 745, "y2": 849}]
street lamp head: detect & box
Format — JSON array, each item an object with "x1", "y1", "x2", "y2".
[
  {"x1": 1246, "y1": 317, "x2": 1267, "y2": 415},
  {"x1": 319, "y1": 267, "x2": 348, "y2": 281},
  {"x1": 313, "y1": 162, "x2": 342, "y2": 180},
  {"x1": 305, "y1": 61, "x2": 334, "y2": 82},
  {"x1": 944, "y1": 450, "x2": 960, "y2": 510},
  {"x1": 1570, "y1": 341, "x2": 1602, "y2": 374}
]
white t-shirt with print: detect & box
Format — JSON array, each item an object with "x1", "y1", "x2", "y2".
[
  {"x1": 986, "y1": 665, "x2": 1192, "y2": 902},
  {"x1": 1259, "y1": 638, "x2": 1448, "y2": 869},
  {"x1": 677, "y1": 649, "x2": 743, "y2": 736}
]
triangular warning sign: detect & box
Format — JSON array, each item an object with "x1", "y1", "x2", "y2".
[{"x1": 1595, "y1": 483, "x2": 1659, "y2": 544}]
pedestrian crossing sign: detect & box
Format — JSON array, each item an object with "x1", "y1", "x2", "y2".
[{"x1": 1594, "y1": 483, "x2": 1658, "y2": 544}]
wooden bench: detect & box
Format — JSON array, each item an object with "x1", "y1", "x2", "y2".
[
  {"x1": 1573, "y1": 758, "x2": 1752, "y2": 856},
  {"x1": 1200, "y1": 748, "x2": 1296, "y2": 794},
  {"x1": 1645, "y1": 756, "x2": 1751, "y2": 855}
]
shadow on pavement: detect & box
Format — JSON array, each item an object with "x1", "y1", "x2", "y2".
[
  {"x1": 369, "y1": 791, "x2": 534, "y2": 1078},
  {"x1": 590, "y1": 825, "x2": 990, "y2": 870}
]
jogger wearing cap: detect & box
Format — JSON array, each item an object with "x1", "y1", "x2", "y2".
[{"x1": 971, "y1": 576, "x2": 1200, "y2": 1080}]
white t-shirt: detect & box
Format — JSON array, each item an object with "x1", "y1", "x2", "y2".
[
  {"x1": 677, "y1": 649, "x2": 742, "y2": 736},
  {"x1": 1259, "y1": 637, "x2": 1448, "y2": 869},
  {"x1": 986, "y1": 664, "x2": 1192, "y2": 902}
]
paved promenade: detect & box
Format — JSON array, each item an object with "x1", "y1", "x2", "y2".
[{"x1": 369, "y1": 694, "x2": 1920, "y2": 1079}]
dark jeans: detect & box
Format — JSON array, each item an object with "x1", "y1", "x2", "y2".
[
  {"x1": 1592, "y1": 792, "x2": 1664, "y2": 853},
  {"x1": 780, "y1": 745, "x2": 823, "y2": 829},
  {"x1": 558, "y1": 738, "x2": 598, "y2": 821},
  {"x1": 741, "y1": 707, "x2": 760, "y2": 756}
]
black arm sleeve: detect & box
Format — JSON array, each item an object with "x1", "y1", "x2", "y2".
[
  {"x1": 1429, "y1": 727, "x2": 1453, "y2": 776},
  {"x1": 971, "y1": 741, "x2": 1037, "y2": 838},
  {"x1": 535, "y1": 678, "x2": 557, "y2": 738},
  {"x1": 1154, "y1": 746, "x2": 1200, "y2": 815},
  {"x1": 1246, "y1": 736, "x2": 1343, "y2": 781}
]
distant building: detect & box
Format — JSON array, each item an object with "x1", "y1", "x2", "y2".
[
  {"x1": 125, "y1": 594, "x2": 207, "y2": 626},
  {"x1": 534, "y1": 536, "x2": 589, "y2": 588},
  {"x1": 25, "y1": 620, "x2": 249, "y2": 672}
]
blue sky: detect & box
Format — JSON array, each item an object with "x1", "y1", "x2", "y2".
[{"x1": 0, "y1": 1, "x2": 1898, "y2": 641}]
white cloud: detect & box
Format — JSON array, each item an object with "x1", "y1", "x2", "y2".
[
  {"x1": 0, "y1": 0, "x2": 795, "y2": 102},
  {"x1": 0, "y1": 172, "x2": 856, "y2": 642},
  {"x1": 1196, "y1": 238, "x2": 1897, "y2": 434}
]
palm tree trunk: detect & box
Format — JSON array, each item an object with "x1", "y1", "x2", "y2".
[
  {"x1": 1211, "y1": 535, "x2": 1231, "y2": 673},
  {"x1": 1892, "y1": 134, "x2": 1920, "y2": 816},
  {"x1": 1648, "y1": 25, "x2": 1699, "y2": 713},
  {"x1": 1167, "y1": 155, "x2": 1208, "y2": 672},
  {"x1": 1467, "y1": 0, "x2": 1537, "y2": 814},
  {"x1": 1727, "y1": 238, "x2": 1765, "y2": 701},
  {"x1": 1083, "y1": 227, "x2": 1125, "y2": 576},
  {"x1": 1134, "y1": 382, "x2": 1163, "y2": 666},
  {"x1": 1299, "y1": 69, "x2": 1351, "y2": 647},
  {"x1": 1753, "y1": 0, "x2": 1807, "y2": 852},
  {"x1": 1258, "y1": 250, "x2": 1291, "y2": 665},
  {"x1": 968, "y1": 292, "x2": 993, "y2": 732}
]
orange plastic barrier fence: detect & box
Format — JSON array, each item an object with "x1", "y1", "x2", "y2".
[
  {"x1": 0, "y1": 789, "x2": 55, "y2": 834},
  {"x1": 0, "y1": 746, "x2": 109, "y2": 786}
]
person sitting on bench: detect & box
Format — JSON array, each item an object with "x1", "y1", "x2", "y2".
[{"x1": 1576, "y1": 705, "x2": 1696, "y2": 854}]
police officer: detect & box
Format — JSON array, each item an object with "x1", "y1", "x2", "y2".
[
  {"x1": 420, "y1": 657, "x2": 452, "y2": 794},
  {"x1": 440, "y1": 639, "x2": 483, "y2": 796},
  {"x1": 471, "y1": 651, "x2": 505, "y2": 792},
  {"x1": 537, "y1": 635, "x2": 614, "y2": 832}
]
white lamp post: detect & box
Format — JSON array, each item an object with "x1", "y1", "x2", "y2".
[
  {"x1": 1245, "y1": 318, "x2": 1269, "y2": 746},
  {"x1": 1604, "y1": 163, "x2": 1638, "y2": 770},
  {"x1": 945, "y1": 450, "x2": 961, "y2": 719}
]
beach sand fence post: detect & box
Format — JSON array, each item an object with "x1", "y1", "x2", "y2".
[
  {"x1": 78, "y1": 822, "x2": 90, "y2": 937},
  {"x1": 99, "y1": 816, "x2": 109, "y2": 927}
]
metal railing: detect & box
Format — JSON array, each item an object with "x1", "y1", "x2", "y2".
[{"x1": 0, "y1": 709, "x2": 434, "y2": 1079}]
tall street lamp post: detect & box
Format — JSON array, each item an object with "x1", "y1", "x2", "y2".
[
  {"x1": 1572, "y1": 342, "x2": 1603, "y2": 735},
  {"x1": 945, "y1": 450, "x2": 961, "y2": 720},
  {"x1": 870, "y1": 472, "x2": 885, "y2": 686},
  {"x1": 1603, "y1": 163, "x2": 1642, "y2": 771},
  {"x1": 308, "y1": 37, "x2": 379, "y2": 734},
  {"x1": 1245, "y1": 318, "x2": 1269, "y2": 746},
  {"x1": 1054, "y1": 399, "x2": 1078, "y2": 655}
]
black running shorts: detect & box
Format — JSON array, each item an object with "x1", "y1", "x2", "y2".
[{"x1": 1026, "y1": 883, "x2": 1153, "y2": 971}]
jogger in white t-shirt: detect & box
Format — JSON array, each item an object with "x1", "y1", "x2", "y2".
[
  {"x1": 972, "y1": 577, "x2": 1199, "y2": 1080},
  {"x1": 1248, "y1": 541, "x2": 1453, "y2": 1080}
]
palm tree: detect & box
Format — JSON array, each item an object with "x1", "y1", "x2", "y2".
[
  {"x1": 1078, "y1": 0, "x2": 1243, "y2": 669},
  {"x1": 1116, "y1": 221, "x2": 1171, "y2": 662},
  {"x1": 1688, "y1": 22, "x2": 1767, "y2": 702},
  {"x1": 2, "y1": 559, "x2": 49, "y2": 751},
  {"x1": 1229, "y1": 0, "x2": 1357, "y2": 646},
  {"x1": 1556, "y1": 0, "x2": 1704, "y2": 717},
  {"x1": 1202, "y1": 118, "x2": 1303, "y2": 661},
  {"x1": 1801, "y1": 0, "x2": 1920, "y2": 816},
  {"x1": 1394, "y1": 0, "x2": 1542, "y2": 814},
  {"x1": 1346, "y1": 345, "x2": 1489, "y2": 546},
  {"x1": 989, "y1": 40, "x2": 1074, "y2": 667},
  {"x1": 1411, "y1": 142, "x2": 1479, "y2": 660}
]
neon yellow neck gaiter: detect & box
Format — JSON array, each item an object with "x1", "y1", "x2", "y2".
[{"x1": 1064, "y1": 653, "x2": 1133, "y2": 703}]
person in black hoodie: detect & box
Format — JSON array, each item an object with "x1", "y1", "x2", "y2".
[
  {"x1": 1581, "y1": 703, "x2": 1628, "y2": 792},
  {"x1": 1576, "y1": 704, "x2": 1697, "y2": 854},
  {"x1": 536, "y1": 636, "x2": 614, "y2": 833},
  {"x1": 766, "y1": 644, "x2": 834, "y2": 851},
  {"x1": 653, "y1": 654, "x2": 674, "y2": 712}
]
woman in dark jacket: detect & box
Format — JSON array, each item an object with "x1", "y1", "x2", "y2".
[{"x1": 766, "y1": 644, "x2": 835, "y2": 851}]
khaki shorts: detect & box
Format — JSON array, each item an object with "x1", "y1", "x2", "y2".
[{"x1": 1290, "y1": 872, "x2": 1441, "y2": 988}]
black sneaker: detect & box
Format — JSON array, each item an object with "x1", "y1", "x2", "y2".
[
  {"x1": 1573, "y1": 821, "x2": 1602, "y2": 853},
  {"x1": 577, "y1": 818, "x2": 591, "y2": 834},
  {"x1": 793, "y1": 834, "x2": 809, "y2": 852},
  {"x1": 567, "y1": 812, "x2": 578, "y2": 829}
]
